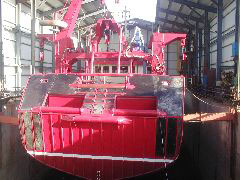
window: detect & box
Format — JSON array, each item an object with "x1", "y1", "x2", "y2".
[
  {"x1": 132, "y1": 66, "x2": 136, "y2": 73},
  {"x1": 147, "y1": 66, "x2": 152, "y2": 74},
  {"x1": 121, "y1": 66, "x2": 128, "y2": 73},
  {"x1": 103, "y1": 66, "x2": 109, "y2": 73},
  {"x1": 95, "y1": 66, "x2": 102, "y2": 73},
  {"x1": 112, "y1": 66, "x2": 117, "y2": 73}
]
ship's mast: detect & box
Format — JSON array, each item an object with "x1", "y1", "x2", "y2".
[{"x1": 122, "y1": 5, "x2": 130, "y2": 36}]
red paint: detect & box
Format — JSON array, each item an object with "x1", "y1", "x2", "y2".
[{"x1": 18, "y1": 1, "x2": 186, "y2": 179}]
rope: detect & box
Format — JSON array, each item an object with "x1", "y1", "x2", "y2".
[{"x1": 186, "y1": 88, "x2": 231, "y2": 110}]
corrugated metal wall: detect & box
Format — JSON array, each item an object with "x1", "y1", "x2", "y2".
[
  {"x1": 1, "y1": 0, "x2": 53, "y2": 93},
  {"x1": 209, "y1": 0, "x2": 236, "y2": 70},
  {"x1": 197, "y1": 0, "x2": 236, "y2": 75},
  {"x1": 165, "y1": 41, "x2": 181, "y2": 75}
]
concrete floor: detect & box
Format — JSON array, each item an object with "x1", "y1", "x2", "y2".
[{"x1": 0, "y1": 90, "x2": 236, "y2": 180}]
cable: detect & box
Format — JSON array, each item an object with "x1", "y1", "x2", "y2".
[{"x1": 186, "y1": 88, "x2": 231, "y2": 110}]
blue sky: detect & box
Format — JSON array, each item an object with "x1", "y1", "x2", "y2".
[{"x1": 105, "y1": 0, "x2": 157, "y2": 22}]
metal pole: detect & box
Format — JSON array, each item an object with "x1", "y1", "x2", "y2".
[
  {"x1": 0, "y1": 0, "x2": 4, "y2": 91},
  {"x1": 166, "y1": 45, "x2": 169, "y2": 75},
  {"x1": 91, "y1": 47, "x2": 95, "y2": 74},
  {"x1": 235, "y1": 0, "x2": 239, "y2": 76},
  {"x1": 216, "y1": 0, "x2": 223, "y2": 82},
  {"x1": 195, "y1": 23, "x2": 199, "y2": 77},
  {"x1": 237, "y1": 0, "x2": 240, "y2": 101},
  {"x1": 189, "y1": 32, "x2": 193, "y2": 76},
  {"x1": 199, "y1": 29, "x2": 203, "y2": 84},
  {"x1": 0, "y1": 0, "x2": 3, "y2": 112},
  {"x1": 52, "y1": 42, "x2": 55, "y2": 73},
  {"x1": 16, "y1": 3, "x2": 22, "y2": 92},
  {"x1": 31, "y1": 0, "x2": 36, "y2": 74},
  {"x1": 124, "y1": 6, "x2": 127, "y2": 36},
  {"x1": 204, "y1": 11, "x2": 210, "y2": 73},
  {"x1": 118, "y1": 27, "x2": 122, "y2": 74}
]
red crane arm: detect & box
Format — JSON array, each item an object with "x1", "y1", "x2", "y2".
[{"x1": 55, "y1": 0, "x2": 83, "y2": 41}]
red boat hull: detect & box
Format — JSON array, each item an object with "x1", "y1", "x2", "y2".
[{"x1": 18, "y1": 74, "x2": 184, "y2": 179}]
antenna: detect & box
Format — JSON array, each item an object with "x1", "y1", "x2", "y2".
[{"x1": 122, "y1": 5, "x2": 130, "y2": 36}]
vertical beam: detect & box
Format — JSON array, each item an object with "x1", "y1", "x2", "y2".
[
  {"x1": 204, "y1": 11, "x2": 210, "y2": 74},
  {"x1": 0, "y1": 0, "x2": 4, "y2": 91},
  {"x1": 189, "y1": 32, "x2": 193, "y2": 76},
  {"x1": 39, "y1": 17, "x2": 44, "y2": 73},
  {"x1": 235, "y1": 0, "x2": 239, "y2": 76},
  {"x1": 0, "y1": 0, "x2": 3, "y2": 112},
  {"x1": 237, "y1": 0, "x2": 240, "y2": 100},
  {"x1": 195, "y1": 22, "x2": 199, "y2": 77},
  {"x1": 166, "y1": 45, "x2": 169, "y2": 75},
  {"x1": 216, "y1": 0, "x2": 223, "y2": 82},
  {"x1": 31, "y1": 0, "x2": 36, "y2": 74},
  {"x1": 52, "y1": 43, "x2": 55, "y2": 73},
  {"x1": 16, "y1": 3, "x2": 22, "y2": 90},
  {"x1": 199, "y1": 29, "x2": 203, "y2": 84}
]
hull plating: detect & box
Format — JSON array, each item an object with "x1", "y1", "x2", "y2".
[{"x1": 18, "y1": 74, "x2": 184, "y2": 179}]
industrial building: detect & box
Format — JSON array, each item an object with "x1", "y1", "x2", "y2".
[{"x1": 0, "y1": 0, "x2": 239, "y2": 179}]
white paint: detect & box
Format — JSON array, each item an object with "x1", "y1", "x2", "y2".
[
  {"x1": 208, "y1": 1, "x2": 236, "y2": 70},
  {"x1": 27, "y1": 151, "x2": 174, "y2": 163},
  {"x1": 1, "y1": 1, "x2": 54, "y2": 92}
]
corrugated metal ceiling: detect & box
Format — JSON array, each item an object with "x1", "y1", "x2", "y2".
[
  {"x1": 155, "y1": 0, "x2": 234, "y2": 33},
  {"x1": 23, "y1": 0, "x2": 107, "y2": 31}
]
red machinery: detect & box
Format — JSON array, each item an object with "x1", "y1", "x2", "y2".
[{"x1": 18, "y1": 0, "x2": 186, "y2": 179}]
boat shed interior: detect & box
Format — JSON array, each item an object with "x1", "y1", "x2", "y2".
[{"x1": 0, "y1": 0, "x2": 240, "y2": 179}]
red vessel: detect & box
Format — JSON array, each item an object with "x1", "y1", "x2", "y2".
[{"x1": 18, "y1": 0, "x2": 186, "y2": 179}]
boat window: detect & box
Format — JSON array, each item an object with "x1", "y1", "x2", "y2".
[
  {"x1": 95, "y1": 66, "x2": 102, "y2": 73},
  {"x1": 103, "y1": 66, "x2": 109, "y2": 73},
  {"x1": 120, "y1": 66, "x2": 128, "y2": 73},
  {"x1": 112, "y1": 66, "x2": 117, "y2": 73},
  {"x1": 147, "y1": 66, "x2": 152, "y2": 74}
]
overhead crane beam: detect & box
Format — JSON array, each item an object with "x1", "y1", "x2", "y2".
[
  {"x1": 156, "y1": 17, "x2": 194, "y2": 30},
  {"x1": 210, "y1": 0, "x2": 218, "y2": 6},
  {"x1": 158, "y1": 8, "x2": 203, "y2": 23},
  {"x1": 186, "y1": 5, "x2": 203, "y2": 18},
  {"x1": 170, "y1": 0, "x2": 217, "y2": 13}
]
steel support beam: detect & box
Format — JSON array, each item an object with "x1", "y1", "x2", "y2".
[
  {"x1": 189, "y1": 32, "x2": 193, "y2": 76},
  {"x1": 0, "y1": 0, "x2": 4, "y2": 92},
  {"x1": 170, "y1": 0, "x2": 217, "y2": 13},
  {"x1": 16, "y1": 0, "x2": 29, "y2": 3},
  {"x1": 198, "y1": 29, "x2": 203, "y2": 84},
  {"x1": 31, "y1": 0, "x2": 36, "y2": 74},
  {"x1": 16, "y1": 4, "x2": 22, "y2": 89},
  {"x1": 161, "y1": 27, "x2": 187, "y2": 33},
  {"x1": 194, "y1": 23, "x2": 199, "y2": 77},
  {"x1": 158, "y1": 8, "x2": 203, "y2": 23},
  {"x1": 235, "y1": 0, "x2": 239, "y2": 76},
  {"x1": 237, "y1": 0, "x2": 240, "y2": 100},
  {"x1": 210, "y1": 0, "x2": 218, "y2": 6},
  {"x1": 156, "y1": 17, "x2": 193, "y2": 30},
  {"x1": 186, "y1": 5, "x2": 202, "y2": 18},
  {"x1": 204, "y1": 11, "x2": 210, "y2": 73},
  {"x1": 166, "y1": 45, "x2": 169, "y2": 74},
  {"x1": 216, "y1": 0, "x2": 223, "y2": 81}
]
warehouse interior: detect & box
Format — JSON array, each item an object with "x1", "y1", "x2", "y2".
[{"x1": 0, "y1": 0, "x2": 239, "y2": 179}]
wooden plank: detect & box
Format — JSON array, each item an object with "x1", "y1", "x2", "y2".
[{"x1": 184, "y1": 112, "x2": 235, "y2": 122}]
